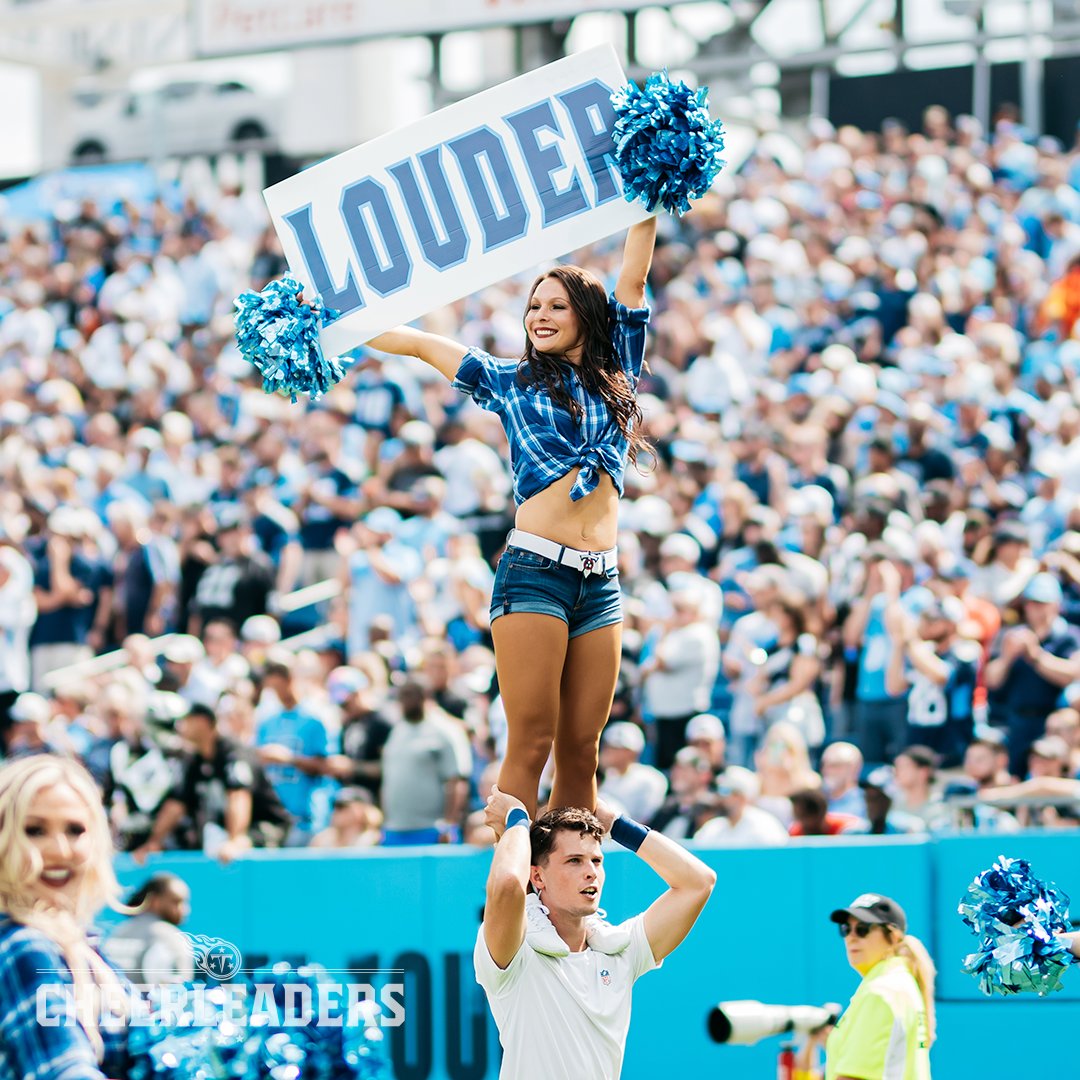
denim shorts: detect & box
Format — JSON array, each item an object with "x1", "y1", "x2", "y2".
[{"x1": 490, "y1": 545, "x2": 622, "y2": 638}]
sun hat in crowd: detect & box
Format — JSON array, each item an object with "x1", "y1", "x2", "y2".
[
  {"x1": 1029, "y1": 735, "x2": 1069, "y2": 762},
  {"x1": 163, "y1": 635, "x2": 205, "y2": 665},
  {"x1": 685, "y1": 714, "x2": 725, "y2": 742},
  {"x1": 241, "y1": 615, "x2": 281, "y2": 644},
  {"x1": 327, "y1": 666, "x2": 371, "y2": 705},
  {"x1": 602, "y1": 722, "x2": 646, "y2": 754},
  {"x1": 9, "y1": 693, "x2": 51, "y2": 725},
  {"x1": 364, "y1": 507, "x2": 402, "y2": 536},
  {"x1": 399, "y1": 420, "x2": 435, "y2": 448},
  {"x1": 1022, "y1": 573, "x2": 1064, "y2": 605},
  {"x1": 716, "y1": 765, "x2": 759, "y2": 800}
]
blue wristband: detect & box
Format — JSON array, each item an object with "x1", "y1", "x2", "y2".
[
  {"x1": 610, "y1": 815, "x2": 650, "y2": 852},
  {"x1": 505, "y1": 807, "x2": 530, "y2": 831}
]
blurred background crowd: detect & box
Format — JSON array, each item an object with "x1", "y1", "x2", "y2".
[{"x1": 5, "y1": 102, "x2": 1080, "y2": 857}]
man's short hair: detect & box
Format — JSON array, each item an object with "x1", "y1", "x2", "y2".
[
  {"x1": 530, "y1": 807, "x2": 604, "y2": 867},
  {"x1": 898, "y1": 744, "x2": 940, "y2": 774},
  {"x1": 262, "y1": 658, "x2": 294, "y2": 682},
  {"x1": 790, "y1": 788, "x2": 828, "y2": 817},
  {"x1": 184, "y1": 703, "x2": 217, "y2": 727},
  {"x1": 125, "y1": 872, "x2": 185, "y2": 907}
]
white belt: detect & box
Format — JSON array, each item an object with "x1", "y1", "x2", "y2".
[{"x1": 507, "y1": 529, "x2": 617, "y2": 578}]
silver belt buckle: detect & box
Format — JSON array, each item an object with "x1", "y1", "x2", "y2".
[{"x1": 579, "y1": 551, "x2": 599, "y2": 577}]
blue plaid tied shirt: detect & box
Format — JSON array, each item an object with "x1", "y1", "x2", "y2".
[
  {"x1": 452, "y1": 295, "x2": 650, "y2": 504},
  {"x1": 0, "y1": 915, "x2": 135, "y2": 1080}
]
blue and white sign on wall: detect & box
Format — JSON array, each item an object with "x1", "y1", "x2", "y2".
[{"x1": 263, "y1": 45, "x2": 650, "y2": 357}]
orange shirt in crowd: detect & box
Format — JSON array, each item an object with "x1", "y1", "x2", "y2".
[{"x1": 1040, "y1": 264, "x2": 1080, "y2": 339}]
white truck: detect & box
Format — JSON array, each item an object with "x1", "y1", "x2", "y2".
[{"x1": 69, "y1": 78, "x2": 280, "y2": 164}]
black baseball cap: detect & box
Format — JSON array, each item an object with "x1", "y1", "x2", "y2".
[{"x1": 829, "y1": 893, "x2": 907, "y2": 933}]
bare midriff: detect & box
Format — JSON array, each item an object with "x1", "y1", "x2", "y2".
[{"x1": 514, "y1": 467, "x2": 620, "y2": 551}]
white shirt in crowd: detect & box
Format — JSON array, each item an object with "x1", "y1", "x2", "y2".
[
  {"x1": 182, "y1": 654, "x2": 250, "y2": 710},
  {"x1": 0, "y1": 547, "x2": 36, "y2": 693},
  {"x1": 968, "y1": 557, "x2": 1039, "y2": 607},
  {"x1": 641, "y1": 571, "x2": 725, "y2": 629},
  {"x1": 724, "y1": 611, "x2": 777, "y2": 739},
  {"x1": 694, "y1": 806, "x2": 789, "y2": 847},
  {"x1": 643, "y1": 621, "x2": 720, "y2": 720},
  {"x1": 0, "y1": 301, "x2": 56, "y2": 362},
  {"x1": 425, "y1": 553, "x2": 495, "y2": 629},
  {"x1": 474, "y1": 914, "x2": 660, "y2": 1080},
  {"x1": 434, "y1": 439, "x2": 510, "y2": 517},
  {"x1": 598, "y1": 763, "x2": 669, "y2": 825}
]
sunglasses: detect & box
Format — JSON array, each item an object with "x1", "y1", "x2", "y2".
[{"x1": 838, "y1": 922, "x2": 877, "y2": 939}]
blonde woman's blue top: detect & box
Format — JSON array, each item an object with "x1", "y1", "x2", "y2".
[{"x1": 0, "y1": 915, "x2": 132, "y2": 1080}]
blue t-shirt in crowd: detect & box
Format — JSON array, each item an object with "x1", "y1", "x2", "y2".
[
  {"x1": 993, "y1": 619, "x2": 1080, "y2": 717},
  {"x1": 125, "y1": 469, "x2": 171, "y2": 505},
  {"x1": 856, "y1": 595, "x2": 897, "y2": 703},
  {"x1": 255, "y1": 709, "x2": 332, "y2": 830},
  {"x1": 253, "y1": 505, "x2": 298, "y2": 567},
  {"x1": 353, "y1": 369, "x2": 407, "y2": 434},
  {"x1": 396, "y1": 512, "x2": 459, "y2": 559},
  {"x1": 691, "y1": 483, "x2": 723, "y2": 549},
  {"x1": 735, "y1": 461, "x2": 771, "y2": 506},
  {"x1": 29, "y1": 547, "x2": 114, "y2": 647},
  {"x1": 906, "y1": 645, "x2": 978, "y2": 730},
  {"x1": 298, "y1": 467, "x2": 359, "y2": 551},
  {"x1": 115, "y1": 542, "x2": 158, "y2": 637},
  {"x1": 856, "y1": 589, "x2": 935, "y2": 703},
  {"x1": 346, "y1": 543, "x2": 423, "y2": 656}
]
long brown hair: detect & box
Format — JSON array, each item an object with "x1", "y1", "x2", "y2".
[{"x1": 518, "y1": 265, "x2": 649, "y2": 465}]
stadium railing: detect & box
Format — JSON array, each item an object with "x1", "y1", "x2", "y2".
[{"x1": 38, "y1": 577, "x2": 343, "y2": 691}]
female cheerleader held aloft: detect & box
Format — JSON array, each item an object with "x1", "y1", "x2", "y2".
[{"x1": 367, "y1": 216, "x2": 657, "y2": 815}]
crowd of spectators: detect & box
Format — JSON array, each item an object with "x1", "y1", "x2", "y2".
[{"x1": 5, "y1": 101, "x2": 1080, "y2": 856}]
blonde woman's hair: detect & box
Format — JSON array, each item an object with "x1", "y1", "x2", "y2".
[
  {"x1": 756, "y1": 720, "x2": 820, "y2": 795},
  {"x1": 885, "y1": 926, "x2": 937, "y2": 1046},
  {"x1": 0, "y1": 755, "x2": 127, "y2": 1058}
]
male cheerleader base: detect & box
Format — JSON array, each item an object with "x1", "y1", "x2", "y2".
[{"x1": 475, "y1": 788, "x2": 715, "y2": 1079}]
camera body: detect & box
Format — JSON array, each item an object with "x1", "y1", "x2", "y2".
[{"x1": 708, "y1": 1000, "x2": 843, "y2": 1046}]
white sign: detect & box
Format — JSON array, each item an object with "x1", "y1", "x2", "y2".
[
  {"x1": 263, "y1": 45, "x2": 649, "y2": 357},
  {"x1": 196, "y1": 0, "x2": 682, "y2": 56}
]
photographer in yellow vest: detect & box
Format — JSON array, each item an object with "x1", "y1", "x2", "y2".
[{"x1": 796, "y1": 893, "x2": 934, "y2": 1080}]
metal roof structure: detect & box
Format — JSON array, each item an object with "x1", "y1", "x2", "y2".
[
  {"x1": 3, "y1": 0, "x2": 1077, "y2": 81},
  {"x1": 3, "y1": 0, "x2": 1078, "y2": 169}
]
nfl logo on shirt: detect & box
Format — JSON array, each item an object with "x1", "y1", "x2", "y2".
[{"x1": 601, "y1": 969, "x2": 612, "y2": 986}]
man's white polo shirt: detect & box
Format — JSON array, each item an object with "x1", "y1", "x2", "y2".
[{"x1": 474, "y1": 914, "x2": 660, "y2": 1080}]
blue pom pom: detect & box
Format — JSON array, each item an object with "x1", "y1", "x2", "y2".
[
  {"x1": 610, "y1": 71, "x2": 726, "y2": 216},
  {"x1": 958, "y1": 855, "x2": 1079, "y2": 996},
  {"x1": 234, "y1": 274, "x2": 346, "y2": 402}
]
